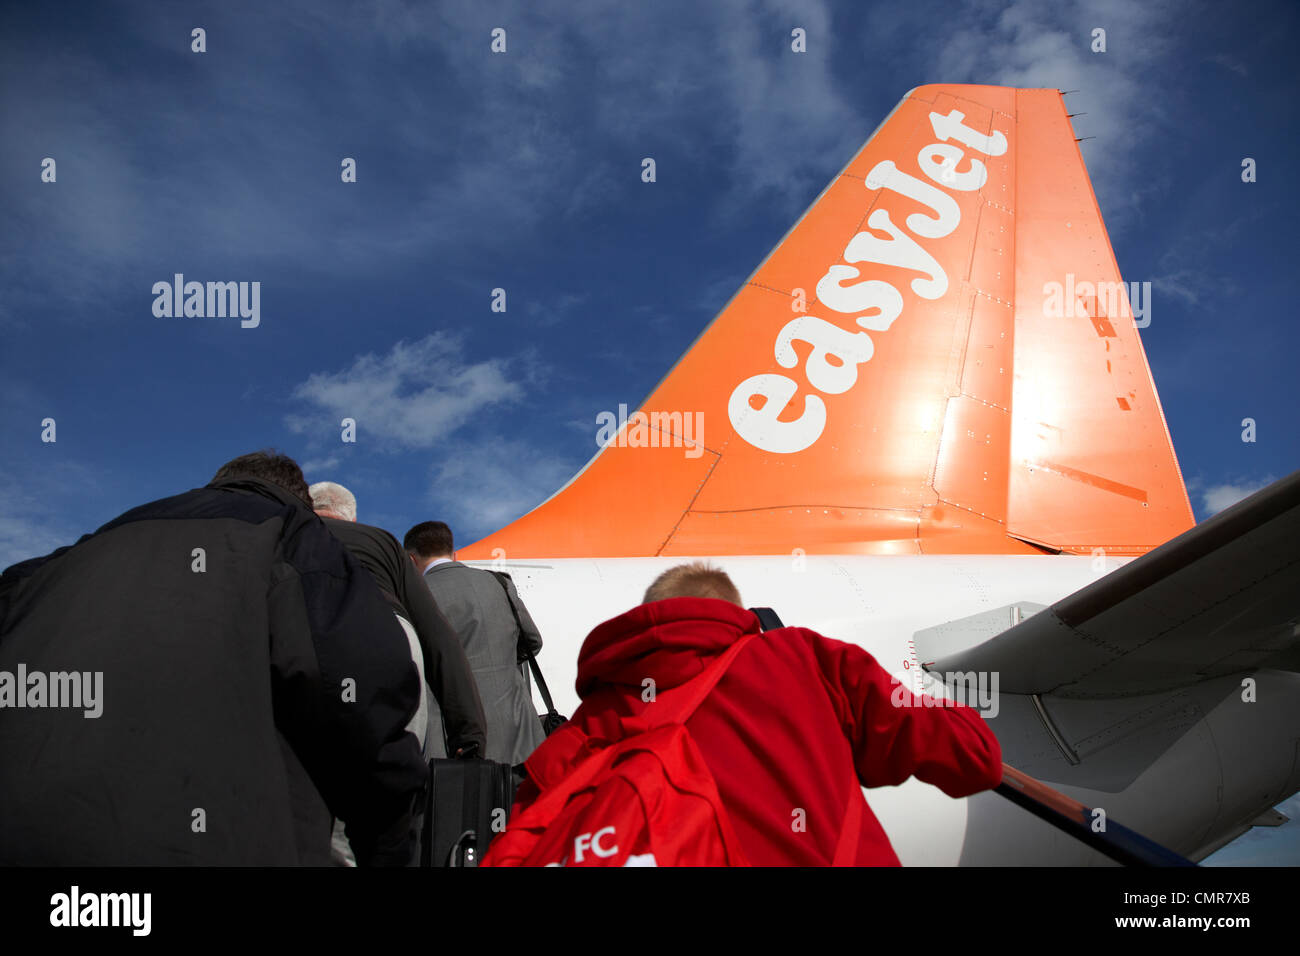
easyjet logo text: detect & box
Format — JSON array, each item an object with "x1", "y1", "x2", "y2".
[{"x1": 728, "y1": 108, "x2": 1007, "y2": 453}]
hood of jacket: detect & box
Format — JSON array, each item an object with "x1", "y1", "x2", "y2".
[
  {"x1": 520, "y1": 597, "x2": 761, "y2": 790},
  {"x1": 575, "y1": 597, "x2": 760, "y2": 700},
  {"x1": 207, "y1": 475, "x2": 313, "y2": 512}
]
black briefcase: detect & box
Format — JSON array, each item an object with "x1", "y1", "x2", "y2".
[{"x1": 421, "y1": 758, "x2": 521, "y2": 867}]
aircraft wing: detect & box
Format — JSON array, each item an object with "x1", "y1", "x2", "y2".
[{"x1": 930, "y1": 470, "x2": 1300, "y2": 697}]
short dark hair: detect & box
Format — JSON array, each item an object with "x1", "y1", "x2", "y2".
[
  {"x1": 404, "y1": 521, "x2": 454, "y2": 559},
  {"x1": 211, "y1": 450, "x2": 312, "y2": 507},
  {"x1": 643, "y1": 562, "x2": 742, "y2": 605}
]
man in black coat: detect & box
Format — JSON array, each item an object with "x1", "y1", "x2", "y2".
[
  {"x1": 309, "y1": 480, "x2": 486, "y2": 761},
  {"x1": 0, "y1": 450, "x2": 427, "y2": 866}
]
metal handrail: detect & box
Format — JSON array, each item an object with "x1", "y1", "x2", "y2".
[{"x1": 995, "y1": 763, "x2": 1196, "y2": 866}]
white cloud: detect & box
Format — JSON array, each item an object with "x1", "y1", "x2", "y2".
[
  {"x1": 6, "y1": 0, "x2": 1185, "y2": 319},
  {"x1": 704, "y1": 0, "x2": 861, "y2": 215},
  {"x1": 0, "y1": 515, "x2": 73, "y2": 571},
  {"x1": 525, "y1": 292, "x2": 591, "y2": 327},
  {"x1": 1151, "y1": 271, "x2": 1207, "y2": 307},
  {"x1": 933, "y1": 0, "x2": 1179, "y2": 232},
  {"x1": 299, "y1": 454, "x2": 342, "y2": 476},
  {"x1": 287, "y1": 333, "x2": 531, "y2": 449},
  {"x1": 0, "y1": 466, "x2": 88, "y2": 569},
  {"x1": 287, "y1": 329, "x2": 571, "y2": 542},
  {"x1": 362, "y1": 0, "x2": 859, "y2": 220},
  {"x1": 1201, "y1": 476, "x2": 1277, "y2": 515},
  {"x1": 1208, "y1": 53, "x2": 1248, "y2": 77},
  {"x1": 429, "y1": 437, "x2": 578, "y2": 536}
]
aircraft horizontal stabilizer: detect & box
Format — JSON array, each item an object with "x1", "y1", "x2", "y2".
[{"x1": 930, "y1": 471, "x2": 1300, "y2": 697}]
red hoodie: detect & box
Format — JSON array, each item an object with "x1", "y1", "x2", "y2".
[{"x1": 513, "y1": 597, "x2": 1003, "y2": 865}]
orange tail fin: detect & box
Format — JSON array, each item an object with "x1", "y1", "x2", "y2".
[{"x1": 463, "y1": 85, "x2": 1193, "y2": 559}]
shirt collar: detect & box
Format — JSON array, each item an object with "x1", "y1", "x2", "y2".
[{"x1": 422, "y1": 556, "x2": 454, "y2": 575}]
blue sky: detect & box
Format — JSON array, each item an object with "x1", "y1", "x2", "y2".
[{"x1": 2, "y1": 1, "x2": 1296, "y2": 862}]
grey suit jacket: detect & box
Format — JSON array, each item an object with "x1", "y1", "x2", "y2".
[{"x1": 421, "y1": 561, "x2": 546, "y2": 764}]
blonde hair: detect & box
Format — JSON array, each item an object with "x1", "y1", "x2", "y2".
[{"x1": 643, "y1": 562, "x2": 742, "y2": 606}]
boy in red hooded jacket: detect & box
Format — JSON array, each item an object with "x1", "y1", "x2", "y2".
[{"x1": 508, "y1": 562, "x2": 1003, "y2": 865}]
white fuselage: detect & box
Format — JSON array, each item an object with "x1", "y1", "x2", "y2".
[{"x1": 471, "y1": 553, "x2": 1300, "y2": 865}]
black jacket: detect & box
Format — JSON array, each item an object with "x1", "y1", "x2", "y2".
[
  {"x1": 320, "y1": 517, "x2": 486, "y2": 757},
  {"x1": 0, "y1": 477, "x2": 426, "y2": 865}
]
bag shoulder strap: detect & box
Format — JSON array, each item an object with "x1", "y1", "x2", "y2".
[
  {"x1": 490, "y1": 570, "x2": 560, "y2": 717},
  {"x1": 749, "y1": 607, "x2": 785, "y2": 631},
  {"x1": 642, "y1": 632, "x2": 757, "y2": 729},
  {"x1": 489, "y1": 569, "x2": 522, "y2": 632},
  {"x1": 832, "y1": 785, "x2": 864, "y2": 866},
  {"x1": 515, "y1": 634, "x2": 758, "y2": 821}
]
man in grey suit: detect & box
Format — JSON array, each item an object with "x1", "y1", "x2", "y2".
[{"x1": 404, "y1": 521, "x2": 546, "y2": 766}]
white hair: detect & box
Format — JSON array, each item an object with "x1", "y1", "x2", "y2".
[{"x1": 309, "y1": 481, "x2": 357, "y2": 522}]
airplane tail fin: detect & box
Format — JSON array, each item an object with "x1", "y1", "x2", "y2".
[{"x1": 463, "y1": 85, "x2": 1193, "y2": 559}]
